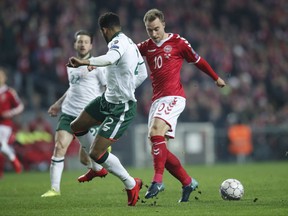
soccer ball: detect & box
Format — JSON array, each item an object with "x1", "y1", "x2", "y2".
[{"x1": 219, "y1": 178, "x2": 244, "y2": 200}]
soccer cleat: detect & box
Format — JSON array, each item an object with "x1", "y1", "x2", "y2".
[
  {"x1": 77, "y1": 168, "x2": 108, "y2": 183},
  {"x1": 126, "y1": 178, "x2": 143, "y2": 206},
  {"x1": 12, "y1": 158, "x2": 22, "y2": 174},
  {"x1": 178, "y1": 178, "x2": 199, "y2": 202},
  {"x1": 145, "y1": 181, "x2": 165, "y2": 199},
  {"x1": 41, "y1": 189, "x2": 61, "y2": 197}
]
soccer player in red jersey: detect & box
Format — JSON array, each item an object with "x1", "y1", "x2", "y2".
[
  {"x1": 137, "y1": 8, "x2": 226, "y2": 202},
  {"x1": 0, "y1": 67, "x2": 24, "y2": 177}
]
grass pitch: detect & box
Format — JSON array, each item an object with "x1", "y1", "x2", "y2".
[{"x1": 0, "y1": 161, "x2": 287, "y2": 216}]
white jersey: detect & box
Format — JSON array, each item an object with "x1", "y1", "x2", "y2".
[
  {"x1": 62, "y1": 59, "x2": 106, "y2": 117},
  {"x1": 104, "y1": 32, "x2": 145, "y2": 104}
]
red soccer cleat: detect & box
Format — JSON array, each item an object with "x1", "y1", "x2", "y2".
[
  {"x1": 12, "y1": 158, "x2": 22, "y2": 174},
  {"x1": 77, "y1": 168, "x2": 108, "y2": 183},
  {"x1": 126, "y1": 178, "x2": 143, "y2": 206}
]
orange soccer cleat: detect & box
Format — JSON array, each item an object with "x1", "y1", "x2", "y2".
[
  {"x1": 12, "y1": 158, "x2": 22, "y2": 174},
  {"x1": 126, "y1": 178, "x2": 143, "y2": 206},
  {"x1": 77, "y1": 168, "x2": 108, "y2": 183}
]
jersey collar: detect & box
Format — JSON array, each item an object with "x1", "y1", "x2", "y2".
[
  {"x1": 0, "y1": 85, "x2": 8, "y2": 94},
  {"x1": 110, "y1": 31, "x2": 122, "y2": 42}
]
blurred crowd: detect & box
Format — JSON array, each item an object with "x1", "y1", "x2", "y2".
[{"x1": 1, "y1": 0, "x2": 288, "y2": 128}]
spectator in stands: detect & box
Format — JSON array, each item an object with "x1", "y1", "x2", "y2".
[{"x1": 227, "y1": 113, "x2": 253, "y2": 163}]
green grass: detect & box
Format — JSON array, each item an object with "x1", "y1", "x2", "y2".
[{"x1": 0, "y1": 162, "x2": 287, "y2": 216}]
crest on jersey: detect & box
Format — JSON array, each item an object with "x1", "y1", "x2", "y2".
[
  {"x1": 164, "y1": 45, "x2": 172, "y2": 53},
  {"x1": 163, "y1": 45, "x2": 172, "y2": 59}
]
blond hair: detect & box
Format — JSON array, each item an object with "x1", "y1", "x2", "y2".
[{"x1": 143, "y1": 8, "x2": 165, "y2": 23}]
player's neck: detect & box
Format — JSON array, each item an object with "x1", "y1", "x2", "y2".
[
  {"x1": 79, "y1": 53, "x2": 91, "y2": 60},
  {"x1": 163, "y1": 32, "x2": 169, "y2": 40}
]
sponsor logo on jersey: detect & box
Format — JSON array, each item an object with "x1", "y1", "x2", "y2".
[
  {"x1": 148, "y1": 49, "x2": 156, "y2": 52},
  {"x1": 110, "y1": 45, "x2": 119, "y2": 49}
]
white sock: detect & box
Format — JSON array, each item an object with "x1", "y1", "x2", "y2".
[
  {"x1": 50, "y1": 156, "x2": 64, "y2": 192},
  {"x1": 0, "y1": 141, "x2": 16, "y2": 161},
  {"x1": 101, "y1": 153, "x2": 135, "y2": 190}
]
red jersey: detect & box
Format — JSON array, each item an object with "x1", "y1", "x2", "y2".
[
  {"x1": 0, "y1": 85, "x2": 22, "y2": 127},
  {"x1": 138, "y1": 33, "x2": 217, "y2": 102}
]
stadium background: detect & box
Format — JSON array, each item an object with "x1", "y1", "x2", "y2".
[{"x1": 0, "y1": 0, "x2": 287, "y2": 170}]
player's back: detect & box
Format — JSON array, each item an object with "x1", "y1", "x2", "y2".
[{"x1": 105, "y1": 32, "x2": 144, "y2": 103}]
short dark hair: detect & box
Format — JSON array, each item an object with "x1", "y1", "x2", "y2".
[
  {"x1": 143, "y1": 8, "x2": 165, "y2": 23},
  {"x1": 98, "y1": 12, "x2": 121, "y2": 29},
  {"x1": 74, "y1": 30, "x2": 93, "y2": 44}
]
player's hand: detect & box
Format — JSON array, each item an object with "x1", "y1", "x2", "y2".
[
  {"x1": 67, "y1": 57, "x2": 84, "y2": 68},
  {"x1": 87, "y1": 65, "x2": 97, "y2": 71},
  {"x1": 48, "y1": 104, "x2": 60, "y2": 117},
  {"x1": 67, "y1": 57, "x2": 79, "y2": 67},
  {"x1": 215, "y1": 77, "x2": 226, "y2": 88}
]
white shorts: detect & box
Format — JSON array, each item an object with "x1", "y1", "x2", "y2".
[
  {"x1": 148, "y1": 96, "x2": 186, "y2": 138},
  {"x1": 0, "y1": 125, "x2": 12, "y2": 144}
]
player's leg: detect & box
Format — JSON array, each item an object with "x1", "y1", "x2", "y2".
[
  {"x1": 145, "y1": 98, "x2": 172, "y2": 199},
  {"x1": 41, "y1": 129, "x2": 73, "y2": 197},
  {"x1": 91, "y1": 135, "x2": 142, "y2": 206},
  {"x1": 41, "y1": 114, "x2": 75, "y2": 197},
  {"x1": 86, "y1": 98, "x2": 142, "y2": 206},
  {"x1": 165, "y1": 149, "x2": 198, "y2": 202},
  {"x1": 0, "y1": 125, "x2": 22, "y2": 173},
  {"x1": 51, "y1": 130, "x2": 73, "y2": 190},
  {"x1": 159, "y1": 97, "x2": 198, "y2": 202},
  {"x1": 77, "y1": 130, "x2": 108, "y2": 183},
  {"x1": 79, "y1": 146, "x2": 90, "y2": 166},
  {"x1": 70, "y1": 102, "x2": 109, "y2": 182},
  {"x1": 145, "y1": 117, "x2": 168, "y2": 199},
  {"x1": 89, "y1": 122, "x2": 133, "y2": 187}
]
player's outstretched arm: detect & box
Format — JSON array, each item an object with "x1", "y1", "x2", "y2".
[
  {"x1": 195, "y1": 57, "x2": 226, "y2": 88},
  {"x1": 48, "y1": 104, "x2": 61, "y2": 117}
]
